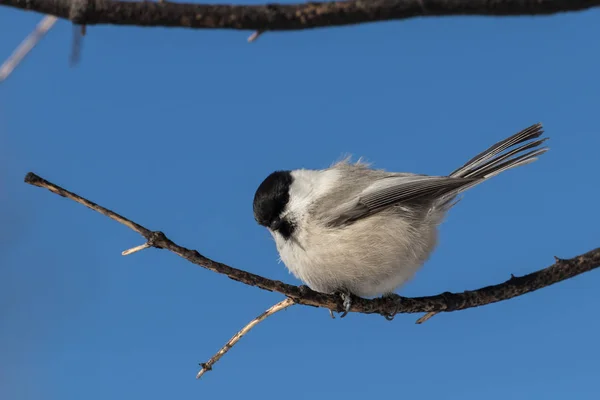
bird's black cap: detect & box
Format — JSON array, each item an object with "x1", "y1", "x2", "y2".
[{"x1": 253, "y1": 170, "x2": 293, "y2": 230}]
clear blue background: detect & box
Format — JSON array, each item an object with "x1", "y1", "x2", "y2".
[{"x1": 2, "y1": 4, "x2": 600, "y2": 399}]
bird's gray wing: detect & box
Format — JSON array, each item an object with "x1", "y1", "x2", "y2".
[{"x1": 322, "y1": 175, "x2": 479, "y2": 227}]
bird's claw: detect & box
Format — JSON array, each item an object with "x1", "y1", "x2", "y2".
[
  {"x1": 383, "y1": 308, "x2": 397, "y2": 321},
  {"x1": 339, "y1": 292, "x2": 352, "y2": 318},
  {"x1": 382, "y1": 295, "x2": 400, "y2": 321}
]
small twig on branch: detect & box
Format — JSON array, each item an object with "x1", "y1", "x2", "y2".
[
  {"x1": 196, "y1": 298, "x2": 295, "y2": 379},
  {"x1": 416, "y1": 311, "x2": 438, "y2": 324},
  {"x1": 0, "y1": 15, "x2": 57, "y2": 82},
  {"x1": 247, "y1": 30, "x2": 263, "y2": 42},
  {"x1": 3, "y1": 0, "x2": 600, "y2": 33},
  {"x1": 122, "y1": 242, "x2": 151, "y2": 256},
  {"x1": 69, "y1": 24, "x2": 86, "y2": 67},
  {"x1": 23, "y1": 172, "x2": 600, "y2": 318}
]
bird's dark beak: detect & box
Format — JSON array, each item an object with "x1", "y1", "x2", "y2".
[{"x1": 270, "y1": 219, "x2": 282, "y2": 231}]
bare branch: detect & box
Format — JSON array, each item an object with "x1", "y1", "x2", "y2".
[
  {"x1": 415, "y1": 311, "x2": 438, "y2": 324},
  {"x1": 3, "y1": 0, "x2": 600, "y2": 33},
  {"x1": 24, "y1": 173, "x2": 152, "y2": 236},
  {"x1": 247, "y1": 30, "x2": 263, "y2": 43},
  {"x1": 69, "y1": 24, "x2": 86, "y2": 67},
  {"x1": 0, "y1": 15, "x2": 57, "y2": 82},
  {"x1": 121, "y1": 242, "x2": 151, "y2": 256},
  {"x1": 196, "y1": 298, "x2": 295, "y2": 379},
  {"x1": 23, "y1": 172, "x2": 600, "y2": 318}
]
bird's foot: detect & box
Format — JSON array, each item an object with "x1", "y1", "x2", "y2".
[
  {"x1": 339, "y1": 291, "x2": 352, "y2": 318},
  {"x1": 329, "y1": 290, "x2": 353, "y2": 318}
]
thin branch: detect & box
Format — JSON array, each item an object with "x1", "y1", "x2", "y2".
[
  {"x1": 0, "y1": 15, "x2": 57, "y2": 82},
  {"x1": 69, "y1": 24, "x2": 86, "y2": 67},
  {"x1": 23, "y1": 172, "x2": 600, "y2": 318},
  {"x1": 122, "y1": 242, "x2": 151, "y2": 256},
  {"x1": 416, "y1": 311, "x2": 438, "y2": 324},
  {"x1": 3, "y1": 0, "x2": 600, "y2": 32},
  {"x1": 247, "y1": 30, "x2": 263, "y2": 43},
  {"x1": 24, "y1": 173, "x2": 152, "y2": 236},
  {"x1": 196, "y1": 298, "x2": 295, "y2": 379}
]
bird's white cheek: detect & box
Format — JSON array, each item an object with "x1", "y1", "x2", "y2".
[
  {"x1": 271, "y1": 231, "x2": 286, "y2": 251},
  {"x1": 267, "y1": 228, "x2": 283, "y2": 248}
]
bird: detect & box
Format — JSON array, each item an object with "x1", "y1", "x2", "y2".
[{"x1": 252, "y1": 123, "x2": 548, "y2": 317}]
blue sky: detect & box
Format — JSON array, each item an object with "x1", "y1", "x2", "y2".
[{"x1": 2, "y1": 4, "x2": 600, "y2": 399}]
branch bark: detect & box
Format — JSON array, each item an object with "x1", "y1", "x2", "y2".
[
  {"x1": 24, "y1": 172, "x2": 600, "y2": 319},
  {"x1": 3, "y1": 0, "x2": 600, "y2": 32}
]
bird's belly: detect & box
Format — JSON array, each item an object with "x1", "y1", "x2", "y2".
[{"x1": 275, "y1": 216, "x2": 438, "y2": 298}]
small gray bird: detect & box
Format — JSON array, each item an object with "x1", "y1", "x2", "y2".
[{"x1": 253, "y1": 123, "x2": 548, "y2": 316}]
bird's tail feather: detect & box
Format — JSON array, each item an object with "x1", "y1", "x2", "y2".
[
  {"x1": 436, "y1": 123, "x2": 549, "y2": 209},
  {"x1": 449, "y1": 123, "x2": 548, "y2": 179}
]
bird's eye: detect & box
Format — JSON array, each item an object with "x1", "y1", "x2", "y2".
[
  {"x1": 270, "y1": 219, "x2": 281, "y2": 230},
  {"x1": 275, "y1": 219, "x2": 295, "y2": 239}
]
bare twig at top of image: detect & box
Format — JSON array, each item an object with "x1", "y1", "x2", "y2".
[
  {"x1": 247, "y1": 30, "x2": 264, "y2": 42},
  {"x1": 3, "y1": 0, "x2": 600, "y2": 34},
  {"x1": 69, "y1": 24, "x2": 86, "y2": 67},
  {"x1": 196, "y1": 298, "x2": 295, "y2": 379},
  {"x1": 0, "y1": 15, "x2": 57, "y2": 83}
]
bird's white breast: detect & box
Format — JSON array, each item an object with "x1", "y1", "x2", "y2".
[{"x1": 272, "y1": 167, "x2": 441, "y2": 297}]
